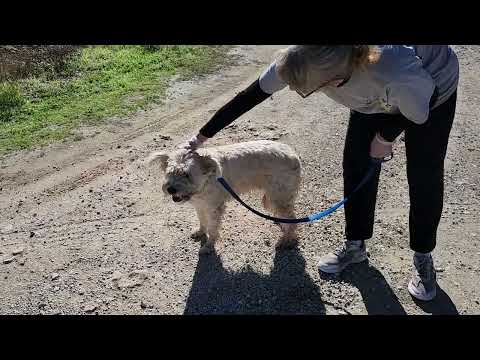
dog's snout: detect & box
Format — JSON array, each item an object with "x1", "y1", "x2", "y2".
[{"x1": 167, "y1": 186, "x2": 177, "y2": 194}]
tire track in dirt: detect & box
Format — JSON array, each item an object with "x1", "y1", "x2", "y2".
[{"x1": 1, "y1": 45, "x2": 478, "y2": 315}]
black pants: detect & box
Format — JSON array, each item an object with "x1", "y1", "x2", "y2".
[{"x1": 343, "y1": 91, "x2": 457, "y2": 253}]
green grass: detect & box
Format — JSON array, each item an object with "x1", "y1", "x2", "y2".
[{"x1": 0, "y1": 45, "x2": 231, "y2": 154}]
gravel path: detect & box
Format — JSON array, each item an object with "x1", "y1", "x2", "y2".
[{"x1": 0, "y1": 45, "x2": 478, "y2": 315}]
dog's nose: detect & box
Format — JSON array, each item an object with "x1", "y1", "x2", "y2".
[{"x1": 166, "y1": 186, "x2": 177, "y2": 194}]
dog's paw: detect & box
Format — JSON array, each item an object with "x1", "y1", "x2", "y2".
[
  {"x1": 275, "y1": 237, "x2": 298, "y2": 250},
  {"x1": 191, "y1": 230, "x2": 207, "y2": 242},
  {"x1": 199, "y1": 244, "x2": 214, "y2": 255}
]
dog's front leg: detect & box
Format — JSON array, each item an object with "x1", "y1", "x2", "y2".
[
  {"x1": 191, "y1": 204, "x2": 208, "y2": 242},
  {"x1": 199, "y1": 202, "x2": 225, "y2": 255}
]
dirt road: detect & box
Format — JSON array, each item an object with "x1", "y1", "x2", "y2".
[{"x1": 1, "y1": 45, "x2": 478, "y2": 315}]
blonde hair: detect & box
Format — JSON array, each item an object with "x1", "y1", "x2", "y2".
[{"x1": 275, "y1": 45, "x2": 382, "y2": 93}]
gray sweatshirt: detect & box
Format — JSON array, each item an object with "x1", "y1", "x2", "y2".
[{"x1": 259, "y1": 45, "x2": 459, "y2": 125}]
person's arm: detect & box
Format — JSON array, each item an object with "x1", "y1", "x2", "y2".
[
  {"x1": 370, "y1": 82, "x2": 439, "y2": 159},
  {"x1": 198, "y1": 78, "x2": 272, "y2": 138},
  {"x1": 377, "y1": 86, "x2": 439, "y2": 142},
  {"x1": 377, "y1": 116, "x2": 407, "y2": 143},
  {"x1": 184, "y1": 62, "x2": 287, "y2": 149}
]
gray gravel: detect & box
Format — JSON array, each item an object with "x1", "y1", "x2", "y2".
[{"x1": 0, "y1": 45, "x2": 478, "y2": 315}]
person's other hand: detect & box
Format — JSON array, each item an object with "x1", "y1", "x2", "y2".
[{"x1": 370, "y1": 133, "x2": 393, "y2": 160}]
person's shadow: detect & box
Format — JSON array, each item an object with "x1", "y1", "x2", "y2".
[
  {"x1": 184, "y1": 245, "x2": 327, "y2": 315},
  {"x1": 320, "y1": 260, "x2": 459, "y2": 315},
  {"x1": 320, "y1": 261, "x2": 408, "y2": 315},
  {"x1": 411, "y1": 284, "x2": 459, "y2": 315}
]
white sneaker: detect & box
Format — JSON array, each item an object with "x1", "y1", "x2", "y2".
[
  {"x1": 408, "y1": 253, "x2": 437, "y2": 301},
  {"x1": 317, "y1": 241, "x2": 368, "y2": 274}
]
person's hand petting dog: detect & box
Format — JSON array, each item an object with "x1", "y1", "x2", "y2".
[{"x1": 181, "y1": 134, "x2": 208, "y2": 152}]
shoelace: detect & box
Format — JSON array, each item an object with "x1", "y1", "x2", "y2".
[
  {"x1": 333, "y1": 244, "x2": 348, "y2": 257},
  {"x1": 333, "y1": 243, "x2": 362, "y2": 257}
]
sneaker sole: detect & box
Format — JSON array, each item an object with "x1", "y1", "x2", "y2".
[
  {"x1": 318, "y1": 255, "x2": 368, "y2": 274},
  {"x1": 408, "y1": 280, "x2": 437, "y2": 301}
]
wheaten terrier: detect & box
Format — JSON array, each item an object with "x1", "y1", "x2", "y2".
[{"x1": 148, "y1": 140, "x2": 301, "y2": 255}]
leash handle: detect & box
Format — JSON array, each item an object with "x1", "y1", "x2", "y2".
[{"x1": 371, "y1": 151, "x2": 394, "y2": 164}]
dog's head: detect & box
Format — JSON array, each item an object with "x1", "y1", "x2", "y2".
[{"x1": 147, "y1": 149, "x2": 219, "y2": 204}]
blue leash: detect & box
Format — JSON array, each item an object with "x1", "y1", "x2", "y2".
[{"x1": 216, "y1": 156, "x2": 390, "y2": 224}]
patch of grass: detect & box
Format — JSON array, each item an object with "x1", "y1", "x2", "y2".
[
  {"x1": 0, "y1": 82, "x2": 25, "y2": 123},
  {"x1": 0, "y1": 45, "x2": 231, "y2": 154}
]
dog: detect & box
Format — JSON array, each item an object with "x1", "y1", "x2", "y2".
[{"x1": 148, "y1": 140, "x2": 302, "y2": 255}]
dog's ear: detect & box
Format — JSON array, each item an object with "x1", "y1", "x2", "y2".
[
  {"x1": 146, "y1": 151, "x2": 169, "y2": 172},
  {"x1": 198, "y1": 154, "x2": 219, "y2": 176}
]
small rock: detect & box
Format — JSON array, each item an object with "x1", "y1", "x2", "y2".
[
  {"x1": 84, "y1": 304, "x2": 97, "y2": 313},
  {"x1": 50, "y1": 273, "x2": 59, "y2": 281},
  {"x1": 12, "y1": 248, "x2": 24, "y2": 255},
  {"x1": 140, "y1": 301, "x2": 147, "y2": 309},
  {"x1": 29, "y1": 231, "x2": 35, "y2": 238},
  {"x1": 3, "y1": 257, "x2": 15, "y2": 264},
  {"x1": 111, "y1": 271, "x2": 123, "y2": 281},
  {"x1": 18, "y1": 259, "x2": 25, "y2": 266},
  {"x1": 103, "y1": 297, "x2": 114, "y2": 305}
]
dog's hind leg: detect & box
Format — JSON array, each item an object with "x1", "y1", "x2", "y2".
[
  {"x1": 263, "y1": 194, "x2": 283, "y2": 229},
  {"x1": 199, "y1": 202, "x2": 226, "y2": 255},
  {"x1": 262, "y1": 194, "x2": 273, "y2": 211},
  {"x1": 271, "y1": 203, "x2": 298, "y2": 249}
]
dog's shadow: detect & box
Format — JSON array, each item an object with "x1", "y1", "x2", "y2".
[{"x1": 184, "y1": 246, "x2": 327, "y2": 315}]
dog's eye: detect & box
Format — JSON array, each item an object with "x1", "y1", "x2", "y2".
[{"x1": 185, "y1": 173, "x2": 191, "y2": 180}]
